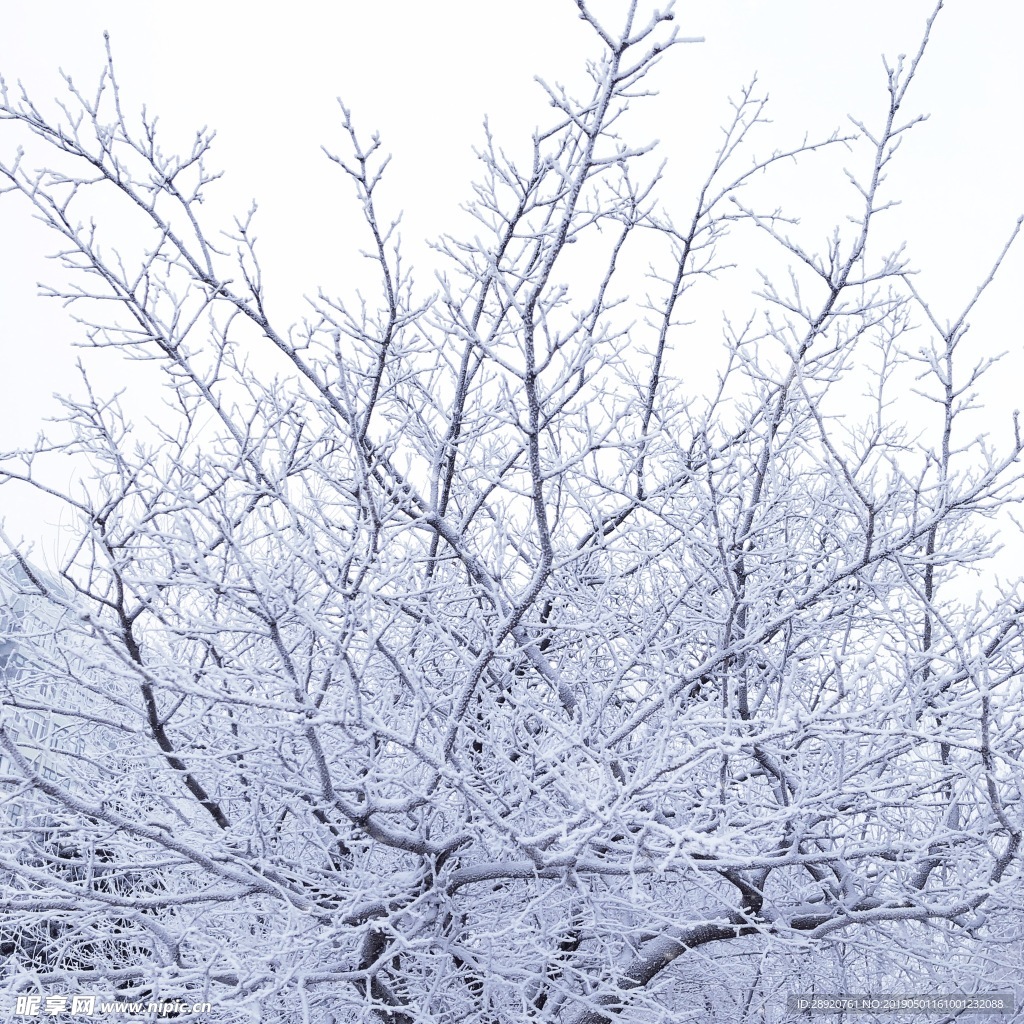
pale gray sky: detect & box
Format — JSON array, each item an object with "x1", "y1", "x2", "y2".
[{"x1": 1, "y1": 1, "x2": 1021, "y2": 562}]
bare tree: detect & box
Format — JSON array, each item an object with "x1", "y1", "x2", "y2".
[{"x1": 1, "y1": 3, "x2": 1022, "y2": 1021}]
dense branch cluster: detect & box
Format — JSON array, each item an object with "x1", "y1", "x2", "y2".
[{"x1": 1, "y1": 3, "x2": 1022, "y2": 1021}]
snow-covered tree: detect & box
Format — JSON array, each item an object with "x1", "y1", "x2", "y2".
[{"x1": 1, "y1": 3, "x2": 1022, "y2": 1021}]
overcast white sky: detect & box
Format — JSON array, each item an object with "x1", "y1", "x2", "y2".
[{"x1": 1, "y1": 1, "x2": 1022, "y2": 564}]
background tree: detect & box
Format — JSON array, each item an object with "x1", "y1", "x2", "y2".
[{"x1": 1, "y1": 2, "x2": 1022, "y2": 1021}]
